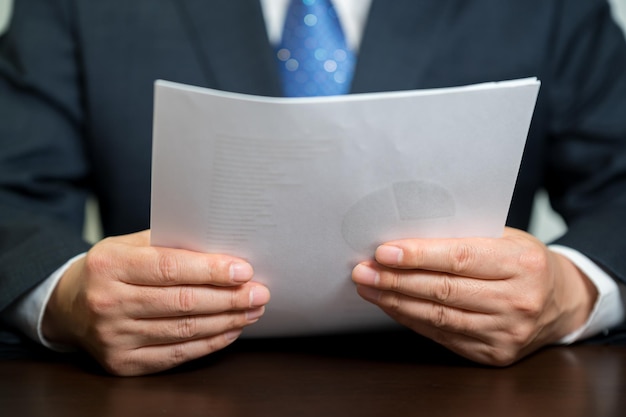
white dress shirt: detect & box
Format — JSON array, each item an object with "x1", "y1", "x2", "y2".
[{"x1": 3, "y1": 0, "x2": 624, "y2": 349}]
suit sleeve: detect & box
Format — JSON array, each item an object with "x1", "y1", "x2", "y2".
[
  {"x1": 546, "y1": 0, "x2": 626, "y2": 285},
  {"x1": 0, "y1": 0, "x2": 91, "y2": 313}
]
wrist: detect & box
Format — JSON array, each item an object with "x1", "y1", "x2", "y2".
[
  {"x1": 551, "y1": 252, "x2": 598, "y2": 341},
  {"x1": 41, "y1": 257, "x2": 85, "y2": 347}
]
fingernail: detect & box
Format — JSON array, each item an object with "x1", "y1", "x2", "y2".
[
  {"x1": 357, "y1": 285, "x2": 383, "y2": 302},
  {"x1": 352, "y1": 264, "x2": 380, "y2": 286},
  {"x1": 230, "y1": 262, "x2": 253, "y2": 283},
  {"x1": 249, "y1": 286, "x2": 271, "y2": 307},
  {"x1": 246, "y1": 306, "x2": 265, "y2": 322},
  {"x1": 225, "y1": 329, "x2": 242, "y2": 341},
  {"x1": 376, "y1": 245, "x2": 403, "y2": 265}
]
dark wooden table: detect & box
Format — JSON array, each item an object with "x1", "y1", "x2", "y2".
[{"x1": 1, "y1": 330, "x2": 625, "y2": 417}]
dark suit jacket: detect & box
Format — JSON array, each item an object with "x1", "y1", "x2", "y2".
[{"x1": 1, "y1": 0, "x2": 626, "y2": 333}]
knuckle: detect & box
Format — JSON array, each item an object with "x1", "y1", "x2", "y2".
[
  {"x1": 476, "y1": 328, "x2": 531, "y2": 367},
  {"x1": 430, "y1": 304, "x2": 450, "y2": 329},
  {"x1": 83, "y1": 247, "x2": 113, "y2": 277},
  {"x1": 518, "y1": 248, "x2": 549, "y2": 275},
  {"x1": 176, "y1": 316, "x2": 199, "y2": 340},
  {"x1": 174, "y1": 286, "x2": 196, "y2": 314},
  {"x1": 382, "y1": 292, "x2": 402, "y2": 317},
  {"x1": 483, "y1": 347, "x2": 518, "y2": 367},
  {"x1": 157, "y1": 253, "x2": 181, "y2": 284},
  {"x1": 511, "y1": 290, "x2": 545, "y2": 319},
  {"x1": 386, "y1": 270, "x2": 403, "y2": 291},
  {"x1": 521, "y1": 297, "x2": 544, "y2": 318},
  {"x1": 99, "y1": 351, "x2": 132, "y2": 376},
  {"x1": 232, "y1": 287, "x2": 245, "y2": 309},
  {"x1": 507, "y1": 323, "x2": 536, "y2": 347},
  {"x1": 430, "y1": 328, "x2": 453, "y2": 347},
  {"x1": 89, "y1": 324, "x2": 116, "y2": 349},
  {"x1": 204, "y1": 335, "x2": 232, "y2": 355},
  {"x1": 170, "y1": 344, "x2": 188, "y2": 364},
  {"x1": 432, "y1": 274, "x2": 454, "y2": 303},
  {"x1": 230, "y1": 313, "x2": 249, "y2": 329},
  {"x1": 448, "y1": 244, "x2": 476, "y2": 275},
  {"x1": 84, "y1": 288, "x2": 117, "y2": 316}
]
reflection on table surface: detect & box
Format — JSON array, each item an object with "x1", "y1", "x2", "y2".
[{"x1": 1, "y1": 330, "x2": 625, "y2": 417}]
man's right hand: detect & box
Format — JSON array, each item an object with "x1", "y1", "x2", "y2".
[{"x1": 41, "y1": 230, "x2": 270, "y2": 376}]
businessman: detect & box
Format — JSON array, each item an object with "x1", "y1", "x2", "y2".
[{"x1": 1, "y1": 0, "x2": 626, "y2": 376}]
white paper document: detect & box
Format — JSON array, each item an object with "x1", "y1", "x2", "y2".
[{"x1": 150, "y1": 78, "x2": 540, "y2": 337}]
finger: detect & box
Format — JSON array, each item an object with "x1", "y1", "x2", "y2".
[
  {"x1": 395, "y1": 318, "x2": 518, "y2": 367},
  {"x1": 352, "y1": 262, "x2": 507, "y2": 313},
  {"x1": 101, "y1": 330, "x2": 244, "y2": 376},
  {"x1": 121, "y1": 283, "x2": 271, "y2": 318},
  {"x1": 356, "y1": 286, "x2": 536, "y2": 365},
  {"x1": 91, "y1": 240, "x2": 254, "y2": 287},
  {"x1": 355, "y1": 284, "x2": 500, "y2": 339},
  {"x1": 374, "y1": 234, "x2": 534, "y2": 279},
  {"x1": 124, "y1": 307, "x2": 266, "y2": 346},
  {"x1": 407, "y1": 316, "x2": 532, "y2": 367}
]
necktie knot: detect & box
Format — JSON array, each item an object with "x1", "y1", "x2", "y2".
[{"x1": 276, "y1": 0, "x2": 355, "y2": 97}]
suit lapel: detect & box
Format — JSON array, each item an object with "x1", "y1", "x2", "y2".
[
  {"x1": 173, "y1": 0, "x2": 282, "y2": 96},
  {"x1": 352, "y1": 0, "x2": 453, "y2": 93}
]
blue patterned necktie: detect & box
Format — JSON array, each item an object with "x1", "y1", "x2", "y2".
[{"x1": 276, "y1": 0, "x2": 355, "y2": 97}]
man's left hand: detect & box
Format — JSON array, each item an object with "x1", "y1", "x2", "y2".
[{"x1": 352, "y1": 227, "x2": 597, "y2": 366}]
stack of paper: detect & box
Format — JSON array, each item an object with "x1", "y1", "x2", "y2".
[{"x1": 150, "y1": 78, "x2": 540, "y2": 337}]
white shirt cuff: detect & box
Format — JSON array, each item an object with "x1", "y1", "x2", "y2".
[
  {"x1": 2, "y1": 253, "x2": 86, "y2": 352},
  {"x1": 549, "y1": 245, "x2": 625, "y2": 344}
]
